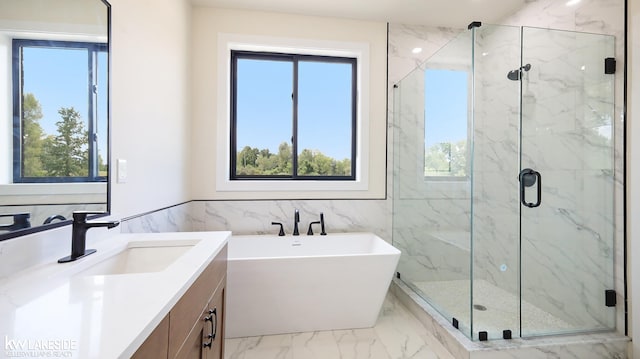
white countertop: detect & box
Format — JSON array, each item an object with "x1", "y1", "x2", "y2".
[{"x1": 0, "y1": 231, "x2": 230, "y2": 359}]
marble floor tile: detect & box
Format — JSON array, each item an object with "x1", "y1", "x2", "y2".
[
  {"x1": 225, "y1": 293, "x2": 454, "y2": 359},
  {"x1": 333, "y1": 328, "x2": 390, "y2": 359},
  {"x1": 226, "y1": 334, "x2": 293, "y2": 359}
]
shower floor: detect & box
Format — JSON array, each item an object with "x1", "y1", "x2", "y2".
[{"x1": 411, "y1": 279, "x2": 574, "y2": 338}]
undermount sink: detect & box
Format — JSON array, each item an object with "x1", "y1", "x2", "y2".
[{"x1": 77, "y1": 239, "x2": 201, "y2": 276}]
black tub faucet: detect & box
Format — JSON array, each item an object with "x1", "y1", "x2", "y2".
[
  {"x1": 293, "y1": 209, "x2": 300, "y2": 236},
  {"x1": 307, "y1": 221, "x2": 321, "y2": 235},
  {"x1": 320, "y1": 212, "x2": 326, "y2": 235},
  {"x1": 58, "y1": 211, "x2": 119, "y2": 263},
  {"x1": 272, "y1": 222, "x2": 285, "y2": 236},
  {"x1": 308, "y1": 213, "x2": 327, "y2": 235}
]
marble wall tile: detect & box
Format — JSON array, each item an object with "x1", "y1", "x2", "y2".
[
  {"x1": 394, "y1": 229, "x2": 469, "y2": 283},
  {"x1": 201, "y1": 199, "x2": 390, "y2": 240},
  {"x1": 388, "y1": 24, "x2": 461, "y2": 86},
  {"x1": 503, "y1": 0, "x2": 626, "y2": 333},
  {"x1": 0, "y1": 203, "x2": 105, "y2": 229},
  {"x1": 119, "y1": 202, "x2": 195, "y2": 233},
  {"x1": 390, "y1": 0, "x2": 625, "y2": 340},
  {"x1": 118, "y1": 200, "x2": 391, "y2": 244}
]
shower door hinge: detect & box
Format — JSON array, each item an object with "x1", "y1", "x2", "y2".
[
  {"x1": 605, "y1": 58, "x2": 616, "y2": 74},
  {"x1": 605, "y1": 289, "x2": 617, "y2": 307},
  {"x1": 478, "y1": 331, "x2": 488, "y2": 341}
]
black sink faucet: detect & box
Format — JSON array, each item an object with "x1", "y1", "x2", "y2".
[
  {"x1": 0, "y1": 213, "x2": 31, "y2": 231},
  {"x1": 293, "y1": 209, "x2": 300, "y2": 236},
  {"x1": 58, "y1": 211, "x2": 119, "y2": 263},
  {"x1": 43, "y1": 214, "x2": 67, "y2": 224}
]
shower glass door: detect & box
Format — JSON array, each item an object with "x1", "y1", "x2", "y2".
[
  {"x1": 519, "y1": 27, "x2": 616, "y2": 336},
  {"x1": 470, "y1": 24, "x2": 522, "y2": 341}
]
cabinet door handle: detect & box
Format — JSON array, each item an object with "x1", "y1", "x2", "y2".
[
  {"x1": 203, "y1": 308, "x2": 217, "y2": 349},
  {"x1": 203, "y1": 311, "x2": 214, "y2": 348},
  {"x1": 210, "y1": 308, "x2": 217, "y2": 341}
]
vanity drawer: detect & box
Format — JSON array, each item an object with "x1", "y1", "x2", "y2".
[{"x1": 168, "y1": 245, "x2": 227, "y2": 358}]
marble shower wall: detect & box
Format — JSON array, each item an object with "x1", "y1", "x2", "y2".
[
  {"x1": 471, "y1": 24, "x2": 617, "y2": 331},
  {"x1": 519, "y1": 28, "x2": 616, "y2": 330},
  {"x1": 390, "y1": 0, "x2": 624, "y2": 337},
  {"x1": 391, "y1": 26, "x2": 472, "y2": 289},
  {"x1": 469, "y1": 24, "x2": 522, "y2": 335},
  {"x1": 503, "y1": 0, "x2": 626, "y2": 333}
]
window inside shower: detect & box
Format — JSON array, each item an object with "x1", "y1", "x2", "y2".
[{"x1": 424, "y1": 68, "x2": 470, "y2": 178}]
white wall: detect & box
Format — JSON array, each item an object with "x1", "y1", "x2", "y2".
[
  {"x1": 109, "y1": 0, "x2": 192, "y2": 218},
  {"x1": 190, "y1": 7, "x2": 387, "y2": 200}
]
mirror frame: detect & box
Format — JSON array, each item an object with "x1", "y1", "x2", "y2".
[{"x1": 0, "y1": 0, "x2": 112, "y2": 241}]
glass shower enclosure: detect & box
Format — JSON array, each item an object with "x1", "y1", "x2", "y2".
[{"x1": 392, "y1": 24, "x2": 616, "y2": 340}]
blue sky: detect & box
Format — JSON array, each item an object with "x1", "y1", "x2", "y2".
[
  {"x1": 22, "y1": 46, "x2": 108, "y2": 159},
  {"x1": 23, "y1": 47, "x2": 88, "y2": 134},
  {"x1": 235, "y1": 58, "x2": 352, "y2": 161},
  {"x1": 424, "y1": 68, "x2": 468, "y2": 148}
]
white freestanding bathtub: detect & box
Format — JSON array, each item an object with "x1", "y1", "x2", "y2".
[{"x1": 225, "y1": 232, "x2": 401, "y2": 338}]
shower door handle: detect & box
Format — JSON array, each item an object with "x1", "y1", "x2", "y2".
[{"x1": 519, "y1": 168, "x2": 542, "y2": 208}]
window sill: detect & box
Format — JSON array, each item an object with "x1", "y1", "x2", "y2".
[
  {"x1": 217, "y1": 179, "x2": 367, "y2": 192},
  {"x1": 212, "y1": 175, "x2": 384, "y2": 200}
]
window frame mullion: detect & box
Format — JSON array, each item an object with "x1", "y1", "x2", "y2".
[
  {"x1": 291, "y1": 56, "x2": 299, "y2": 179},
  {"x1": 87, "y1": 46, "x2": 97, "y2": 181}
]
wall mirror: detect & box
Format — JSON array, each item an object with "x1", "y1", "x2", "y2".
[{"x1": 0, "y1": 0, "x2": 111, "y2": 240}]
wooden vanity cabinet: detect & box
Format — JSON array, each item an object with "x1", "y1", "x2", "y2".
[
  {"x1": 175, "y1": 285, "x2": 225, "y2": 359},
  {"x1": 131, "y1": 315, "x2": 170, "y2": 359},
  {"x1": 133, "y1": 244, "x2": 227, "y2": 359}
]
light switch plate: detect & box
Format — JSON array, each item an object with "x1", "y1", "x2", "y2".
[{"x1": 117, "y1": 159, "x2": 127, "y2": 183}]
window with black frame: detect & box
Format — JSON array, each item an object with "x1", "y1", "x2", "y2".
[
  {"x1": 230, "y1": 50, "x2": 357, "y2": 180},
  {"x1": 12, "y1": 39, "x2": 108, "y2": 183}
]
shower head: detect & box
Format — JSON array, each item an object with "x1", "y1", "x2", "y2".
[{"x1": 507, "y1": 63, "x2": 532, "y2": 81}]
